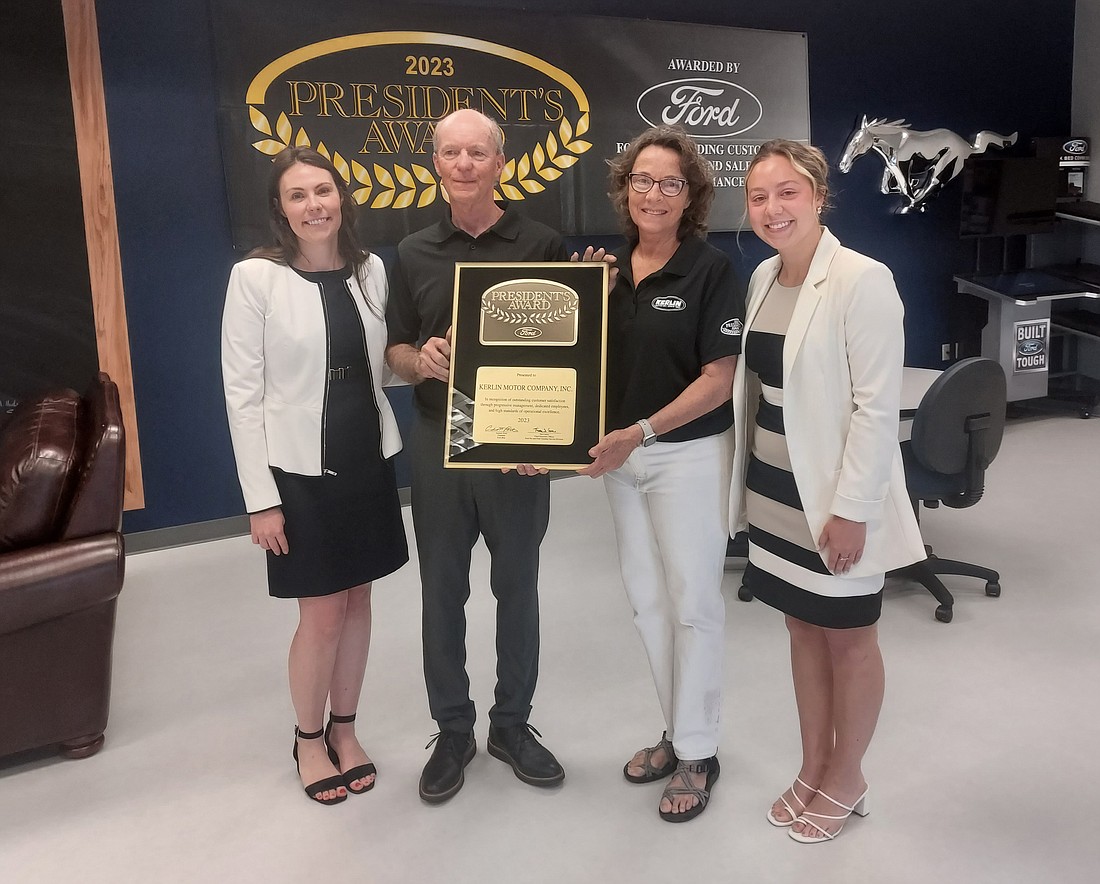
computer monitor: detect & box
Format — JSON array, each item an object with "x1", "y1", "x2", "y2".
[{"x1": 959, "y1": 155, "x2": 1060, "y2": 237}]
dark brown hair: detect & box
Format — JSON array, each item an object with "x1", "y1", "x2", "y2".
[
  {"x1": 248, "y1": 147, "x2": 379, "y2": 314},
  {"x1": 607, "y1": 126, "x2": 715, "y2": 242}
]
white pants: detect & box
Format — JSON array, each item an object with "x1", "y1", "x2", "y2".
[{"x1": 603, "y1": 429, "x2": 733, "y2": 760}]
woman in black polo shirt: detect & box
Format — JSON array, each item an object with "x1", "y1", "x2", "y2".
[{"x1": 580, "y1": 125, "x2": 745, "y2": 822}]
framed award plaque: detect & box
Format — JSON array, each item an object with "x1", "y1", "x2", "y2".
[{"x1": 444, "y1": 261, "x2": 609, "y2": 470}]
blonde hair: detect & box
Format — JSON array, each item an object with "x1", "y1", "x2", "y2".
[{"x1": 747, "y1": 139, "x2": 832, "y2": 211}]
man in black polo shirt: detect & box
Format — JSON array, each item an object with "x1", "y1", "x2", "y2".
[{"x1": 386, "y1": 108, "x2": 567, "y2": 804}]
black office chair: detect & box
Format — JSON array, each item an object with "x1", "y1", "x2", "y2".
[{"x1": 890, "y1": 357, "x2": 1007, "y2": 622}]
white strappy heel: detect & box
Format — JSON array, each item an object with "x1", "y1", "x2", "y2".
[
  {"x1": 767, "y1": 776, "x2": 817, "y2": 827},
  {"x1": 788, "y1": 787, "x2": 869, "y2": 843}
]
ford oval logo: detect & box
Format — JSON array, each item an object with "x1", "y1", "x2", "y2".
[
  {"x1": 636, "y1": 79, "x2": 763, "y2": 138},
  {"x1": 1018, "y1": 339, "x2": 1044, "y2": 356},
  {"x1": 515, "y1": 326, "x2": 542, "y2": 339},
  {"x1": 1064, "y1": 139, "x2": 1088, "y2": 154}
]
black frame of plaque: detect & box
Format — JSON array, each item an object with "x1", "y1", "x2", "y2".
[{"x1": 444, "y1": 261, "x2": 608, "y2": 470}]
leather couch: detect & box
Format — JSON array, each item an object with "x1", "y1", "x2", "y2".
[{"x1": 0, "y1": 372, "x2": 125, "y2": 760}]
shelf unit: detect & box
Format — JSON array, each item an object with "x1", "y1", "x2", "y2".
[{"x1": 954, "y1": 202, "x2": 1100, "y2": 414}]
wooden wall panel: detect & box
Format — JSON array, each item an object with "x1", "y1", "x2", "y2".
[{"x1": 61, "y1": 0, "x2": 144, "y2": 509}]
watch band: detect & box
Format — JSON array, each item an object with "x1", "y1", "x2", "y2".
[{"x1": 636, "y1": 418, "x2": 657, "y2": 447}]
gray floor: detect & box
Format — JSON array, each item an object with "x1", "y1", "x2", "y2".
[{"x1": 1, "y1": 412, "x2": 1098, "y2": 883}]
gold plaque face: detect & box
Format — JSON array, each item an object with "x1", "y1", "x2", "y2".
[
  {"x1": 471, "y1": 367, "x2": 577, "y2": 445},
  {"x1": 478, "y1": 279, "x2": 580, "y2": 346}
]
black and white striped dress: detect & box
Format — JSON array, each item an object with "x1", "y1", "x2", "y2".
[{"x1": 742, "y1": 280, "x2": 883, "y2": 628}]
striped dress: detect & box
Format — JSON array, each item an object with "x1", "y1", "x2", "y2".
[{"x1": 742, "y1": 280, "x2": 883, "y2": 628}]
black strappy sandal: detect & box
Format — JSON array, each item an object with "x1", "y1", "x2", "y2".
[
  {"x1": 658, "y1": 756, "x2": 720, "y2": 823},
  {"x1": 293, "y1": 726, "x2": 347, "y2": 805},
  {"x1": 623, "y1": 731, "x2": 677, "y2": 783},
  {"x1": 324, "y1": 712, "x2": 377, "y2": 794}
]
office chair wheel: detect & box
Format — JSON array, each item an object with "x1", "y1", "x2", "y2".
[
  {"x1": 737, "y1": 585, "x2": 753, "y2": 602},
  {"x1": 985, "y1": 581, "x2": 1001, "y2": 597},
  {"x1": 934, "y1": 604, "x2": 953, "y2": 623}
]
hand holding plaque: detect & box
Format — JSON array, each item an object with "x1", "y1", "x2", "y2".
[{"x1": 444, "y1": 262, "x2": 608, "y2": 470}]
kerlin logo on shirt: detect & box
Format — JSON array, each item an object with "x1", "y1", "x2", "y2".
[
  {"x1": 720, "y1": 318, "x2": 743, "y2": 336},
  {"x1": 652, "y1": 297, "x2": 686, "y2": 311}
]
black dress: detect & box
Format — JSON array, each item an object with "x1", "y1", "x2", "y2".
[{"x1": 266, "y1": 266, "x2": 408, "y2": 598}]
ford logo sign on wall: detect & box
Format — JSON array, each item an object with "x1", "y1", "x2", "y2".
[
  {"x1": 636, "y1": 79, "x2": 763, "y2": 138},
  {"x1": 1018, "y1": 339, "x2": 1044, "y2": 356},
  {"x1": 1064, "y1": 139, "x2": 1088, "y2": 154}
]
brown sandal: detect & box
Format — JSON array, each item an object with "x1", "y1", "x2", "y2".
[
  {"x1": 658, "y1": 756, "x2": 720, "y2": 822},
  {"x1": 623, "y1": 731, "x2": 677, "y2": 783}
]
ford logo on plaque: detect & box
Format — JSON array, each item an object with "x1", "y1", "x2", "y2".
[
  {"x1": 636, "y1": 79, "x2": 762, "y2": 138},
  {"x1": 1064, "y1": 139, "x2": 1088, "y2": 154},
  {"x1": 839, "y1": 116, "x2": 1017, "y2": 213},
  {"x1": 1018, "y1": 339, "x2": 1044, "y2": 356}
]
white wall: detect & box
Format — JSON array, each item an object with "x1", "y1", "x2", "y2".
[
  {"x1": 1071, "y1": 1, "x2": 1100, "y2": 376},
  {"x1": 1073, "y1": 0, "x2": 1100, "y2": 204}
]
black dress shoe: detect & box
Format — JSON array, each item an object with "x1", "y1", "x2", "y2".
[
  {"x1": 419, "y1": 730, "x2": 476, "y2": 804},
  {"x1": 487, "y1": 723, "x2": 565, "y2": 787}
]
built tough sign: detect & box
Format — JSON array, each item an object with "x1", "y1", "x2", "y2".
[
  {"x1": 211, "y1": 1, "x2": 809, "y2": 247},
  {"x1": 1014, "y1": 318, "x2": 1049, "y2": 373}
]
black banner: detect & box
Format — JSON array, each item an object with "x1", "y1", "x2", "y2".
[{"x1": 211, "y1": 2, "x2": 810, "y2": 247}]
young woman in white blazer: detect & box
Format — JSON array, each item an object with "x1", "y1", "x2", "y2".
[
  {"x1": 729, "y1": 140, "x2": 924, "y2": 842},
  {"x1": 222, "y1": 147, "x2": 407, "y2": 806}
]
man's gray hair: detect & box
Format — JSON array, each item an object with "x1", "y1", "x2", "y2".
[{"x1": 433, "y1": 108, "x2": 505, "y2": 156}]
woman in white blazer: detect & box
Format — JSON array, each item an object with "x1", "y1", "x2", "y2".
[
  {"x1": 222, "y1": 147, "x2": 407, "y2": 806},
  {"x1": 729, "y1": 140, "x2": 924, "y2": 842}
]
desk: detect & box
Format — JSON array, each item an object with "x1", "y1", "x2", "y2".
[
  {"x1": 954, "y1": 271, "x2": 1100, "y2": 402},
  {"x1": 901, "y1": 367, "x2": 941, "y2": 415},
  {"x1": 899, "y1": 366, "x2": 941, "y2": 441}
]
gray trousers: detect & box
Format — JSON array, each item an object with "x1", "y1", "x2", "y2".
[{"x1": 410, "y1": 410, "x2": 551, "y2": 732}]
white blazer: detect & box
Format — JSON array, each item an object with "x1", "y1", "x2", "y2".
[
  {"x1": 728, "y1": 228, "x2": 924, "y2": 580},
  {"x1": 221, "y1": 256, "x2": 402, "y2": 513}
]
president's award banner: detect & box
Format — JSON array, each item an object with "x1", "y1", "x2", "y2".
[{"x1": 210, "y1": 1, "x2": 809, "y2": 246}]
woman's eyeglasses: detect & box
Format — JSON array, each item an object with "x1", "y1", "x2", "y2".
[{"x1": 627, "y1": 173, "x2": 688, "y2": 197}]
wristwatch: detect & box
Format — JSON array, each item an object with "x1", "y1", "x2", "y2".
[{"x1": 635, "y1": 418, "x2": 658, "y2": 447}]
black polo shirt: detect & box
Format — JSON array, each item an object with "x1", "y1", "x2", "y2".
[
  {"x1": 607, "y1": 235, "x2": 745, "y2": 442},
  {"x1": 387, "y1": 205, "x2": 567, "y2": 418}
]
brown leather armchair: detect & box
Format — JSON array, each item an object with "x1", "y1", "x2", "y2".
[{"x1": 0, "y1": 372, "x2": 125, "y2": 760}]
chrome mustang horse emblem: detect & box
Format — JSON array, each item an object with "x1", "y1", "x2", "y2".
[{"x1": 839, "y1": 116, "x2": 1017, "y2": 213}]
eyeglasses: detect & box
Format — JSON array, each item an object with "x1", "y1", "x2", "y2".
[{"x1": 627, "y1": 173, "x2": 688, "y2": 197}]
